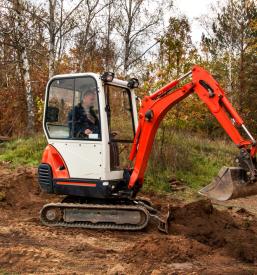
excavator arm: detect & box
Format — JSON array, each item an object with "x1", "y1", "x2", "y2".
[{"x1": 128, "y1": 65, "x2": 257, "y2": 200}]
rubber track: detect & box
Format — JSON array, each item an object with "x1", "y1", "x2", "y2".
[{"x1": 40, "y1": 203, "x2": 150, "y2": 231}]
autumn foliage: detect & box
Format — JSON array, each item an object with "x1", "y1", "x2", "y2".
[{"x1": 0, "y1": 0, "x2": 256, "y2": 138}]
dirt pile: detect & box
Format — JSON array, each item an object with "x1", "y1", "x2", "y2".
[
  {"x1": 0, "y1": 165, "x2": 52, "y2": 209},
  {"x1": 169, "y1": 200, "x2": 257, "y2": 263},
  {"x1": 124, "y1": 200, "x2": 257, "y2": 267}
]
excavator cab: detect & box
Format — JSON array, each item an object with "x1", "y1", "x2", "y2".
[{"x1": 39, "y1": 72, "x2": 138, "y2": 199}]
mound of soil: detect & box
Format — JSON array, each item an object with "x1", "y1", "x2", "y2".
[
  {"x1": 169, "y1": 200, "x2": 257, "y2": 263},
  {"x1": 0, "y1": 165, "x2": 57, "y2": 211},
  {"x1": 124, "y1": 200, "x2": 257, "y2": 267}
]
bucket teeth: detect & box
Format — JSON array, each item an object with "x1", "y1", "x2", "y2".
[{"x1": 199, "y1": 166, "x2": 257, "y2": 201}]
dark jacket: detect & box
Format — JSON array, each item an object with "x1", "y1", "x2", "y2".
[{"x1": 68, "y1": 103, "x2": 100, "y2": 138}]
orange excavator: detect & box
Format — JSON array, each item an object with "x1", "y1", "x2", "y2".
[{"x1": 38, "y1": 66, "x2": 257, "y2": 233}]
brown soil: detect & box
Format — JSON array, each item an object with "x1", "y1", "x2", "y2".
[{"x1": 0, "y1": 164, "x2": 257, "y2": 274}]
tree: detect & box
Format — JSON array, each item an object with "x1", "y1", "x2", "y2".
[
  {"x1": 101, "y1": 0, "x2": 118, "y2": 71},
  {"x1": 72, "y1": 0, "x2": 102, "y2": 72},
  {"x1": 0, "y1": 0, "x2": 37, "y2": 133},
  {"x1": 45, "y1": 0, "x2": 84, "y2": 77},
  {"x1": 115, "y1": 0, "x2": 170, "y2": 75},
  {"x1": 201, "y1": 0, "x2": 257, "y2": 132},
  {"x1": 160, "y1": 16, "x2": 197, "y2": 79}
]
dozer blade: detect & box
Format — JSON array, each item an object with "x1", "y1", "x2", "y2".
[
  {"x1": 157, "y1": 205, "x2": 171, "y2": 234},
  {"x1": 199, "y1": 166, "x2": 257, "y2": 201}
]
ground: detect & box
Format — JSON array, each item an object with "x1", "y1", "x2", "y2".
[{"x1": 0, "y1": 165, "x2": 257, "y2": 275}]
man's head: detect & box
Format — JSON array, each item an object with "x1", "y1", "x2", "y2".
[{"x1": 82, "y1": 89, "x2": 96, "y2": 108}]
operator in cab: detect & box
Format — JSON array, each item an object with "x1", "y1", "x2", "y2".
[{"x1": 68, "y1": 88, "x2": 100, "y2": 139}]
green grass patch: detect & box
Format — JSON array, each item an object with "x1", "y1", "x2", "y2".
[
  {"x1": 0, "y1": 135, "x2": 47, "y2": 167},
  {"x1": 143, "y1": 130, "x2": 238, "y2": 193}
]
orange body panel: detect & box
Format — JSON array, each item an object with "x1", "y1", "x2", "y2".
[
  {"x1": 56, "y1": 181, "x2": 96, "y2": 187},
  {"x1": 42, "y1": 144, "x2": 70, "y2": 179}
]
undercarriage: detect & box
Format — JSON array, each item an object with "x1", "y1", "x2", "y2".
[{"x1": 40, "y1": 197, "x2": 170, "y2": 233}]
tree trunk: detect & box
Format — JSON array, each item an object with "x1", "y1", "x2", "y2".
[
  {"x1": 49, "y1": 41, "x2": 55, "y2": 78},
  {"x1": 21, "y1": 49, "x2": 35, "y2": 133},
  {"x1": 105, "y1": 0, "x2": 112, "y2": 71},
  {"x1": 123, "y1": 0, "x2": 132, "y2": 76},
  {"x1": 48, "y1": 0, "x2": 57, "y2": 78},
  {"x1": 14, "y1": 0, "x2": 35, "y2": 133}
]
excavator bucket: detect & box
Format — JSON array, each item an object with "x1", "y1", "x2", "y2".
[{"x1": 199, "y1": 166, "x2": 257, "y2": 201}]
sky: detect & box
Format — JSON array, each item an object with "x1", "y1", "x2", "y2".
[{"x1": 173, "y1": 0, "x2": 218, "y2": 44}]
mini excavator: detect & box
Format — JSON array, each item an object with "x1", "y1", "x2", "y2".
[{"x1": 38, "y1": 66, "x2": 257, "y2": 233}]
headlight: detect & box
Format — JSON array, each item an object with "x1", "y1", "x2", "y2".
[
  {"x1": 127, "y1": 78, "x2": 139, "y2": 89},
  {"x1": 101, "y1": 72, "x2": 114, "y2": 82}
]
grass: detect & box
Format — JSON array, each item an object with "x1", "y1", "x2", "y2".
[
  {"x1": 143, "y1": 130, "x2": 238, "y2": 194},
  {"x1": 0, "y1": 135, "x2": 47, "y2": 167}
]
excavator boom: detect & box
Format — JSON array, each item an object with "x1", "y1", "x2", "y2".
[{"x1": 129, "y1": 66, "x2": 257, "y2": 201}]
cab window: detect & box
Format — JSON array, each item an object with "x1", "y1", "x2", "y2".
[
  {"x1": 45, "y1": 77, "x2": 101, "y2": 140},
  {"x1": 105, "y1": 85, "x2": 135, "y2": 141},
  {"x1": 105, "y1": 84, "x2": 135, "y2": 170}
]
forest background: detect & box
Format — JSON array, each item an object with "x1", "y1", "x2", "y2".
[{"x1": 0, "y1": 0, "x2": 256, "y2": 192}]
